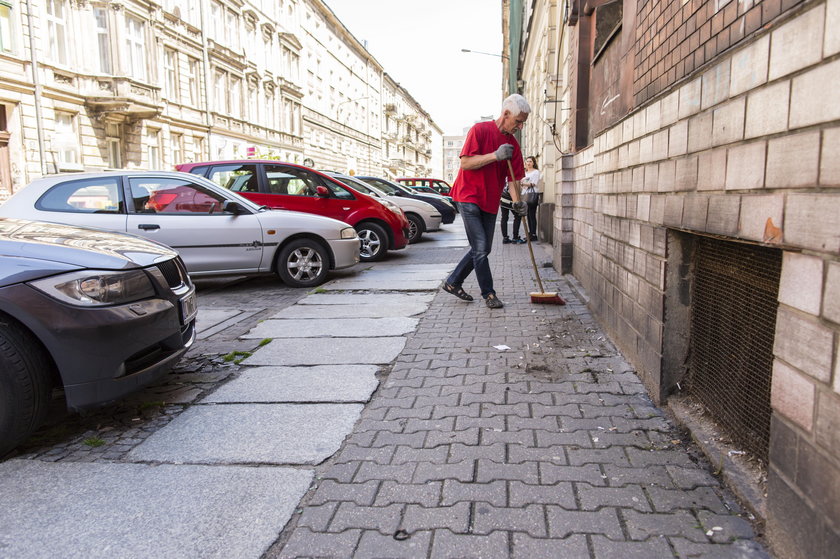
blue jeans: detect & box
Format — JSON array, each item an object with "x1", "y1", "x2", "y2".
[{"x1": 447, "y1": 202, "x2": 497, "y2": 298}]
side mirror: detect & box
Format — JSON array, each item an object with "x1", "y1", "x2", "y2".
[
  {"x1": 316, "y1": 185, "x2": 330, "y2": 197},
  {"x1": 222, "y1": 200, "x2": 247, "y2": 214}
]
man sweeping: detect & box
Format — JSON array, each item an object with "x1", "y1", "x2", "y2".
[{"x1": 442, "y1": 93, "x2": 531, "y2": 309}]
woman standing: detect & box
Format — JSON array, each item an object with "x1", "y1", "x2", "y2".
[{"x1": 521, "y1": 156, "x2": 541, "y2": 241}]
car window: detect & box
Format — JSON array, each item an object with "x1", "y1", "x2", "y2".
[
  {"x1": 264, "y1": 165, "x2": 355, "y2": 200},
  {"x1": 128, "y1": 178, "x2": 228, "y2": 214},
  {"x1": 36, "y1": 177, "x2": 124, "y2": 214},
  {"x1": 205, "y1": 164, "x2": 259, "y2": 193},
  {"x1": 361, "y1": 178, "x2": 398, "y2": 195}
]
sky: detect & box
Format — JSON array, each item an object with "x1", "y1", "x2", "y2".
[{"x1": 322, "y1": 0, "x2": 505, "y2": 136}]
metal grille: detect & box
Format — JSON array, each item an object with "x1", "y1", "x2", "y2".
[
  {"x1": 155, "y1": 258, "x2": 185, "y2": 288},
  {"x1": 687, "y1": 237, "x2": 781, "y2": 463}
]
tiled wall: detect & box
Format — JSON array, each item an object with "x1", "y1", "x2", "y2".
[{"x1": 557, "y1": 1, "x2": 840, "y2": 556}]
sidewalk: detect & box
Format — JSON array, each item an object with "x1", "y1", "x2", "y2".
[{"x1": 270, "y1": 233, "x2": 770, "y2": 558}]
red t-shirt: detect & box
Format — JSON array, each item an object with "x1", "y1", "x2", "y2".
[{"x1": 450, "y1": 120, "x2": 524, "y2": 213}]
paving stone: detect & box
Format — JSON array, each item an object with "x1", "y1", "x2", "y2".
[
  {"x1": 448, "y1": 442, "x2": 506, "y2": 463},
  {"x1": 509, "y1": 481, "x2": 576, "y2": 508},
  {"x1": 430, "y1": 529, "x2": 509, "y2": 558},
  {"x1": 508, "y1": 444, "x2": 568, "y2": 465},
  {"x1": 481, "y1": 428, "x2": 537, "y2": 445},
  {"x1": 242, "y1": 317, "x2": 419, "y2": 338},
  {"x1": 309, "y1": 480, "x2": 380, "y2": 506},
  {"x1": 648, "y1": 486, "x2": 730, "y2": 514},
  {"x1": 590, "y1": 534, "x2": 674, "y2": 558},
  {"x1": 623, "y1": 508, "x2": 707, "y2": 542},
  {"x1": 334, "y1": 444, "x2": 395, "y2": 465},
  {"x1": 568, "y1": 446, "x2": 631, "y2": 466},
  {"x1": 354, "y1": 462, "x2": 416, "y2": 484},
  {"x1": 602, "y1": 464, "x2": 675, "y2": 488},
  {"x1": 277, "y1": 528, "x2": 361, "y2": 559},
  {"x1": 425, "y1": 428, "x2": 480, "y2": 447},
  {"x1": 670, "y1": 537, "x2": 772, "y2": 559},
  {"x1": 476, "y1": 459, "x2": 539, "y2": 483},
  {"x1": 354, "y1": 529, "x2": 432, "y2": 558},
  {"x1": 374, "y1": 481, "x2": 442, "y2": 506},
  {"x1": 328, "y1": 502, "x2": 402, "y2": 533},
  {"x1": 511, "y1": 533, "x2": 590, "y2": 559},
  {"x1": 441, "y1": 480, "x2": 507, "y2": 506},
  {"x1": 578, "y1": 484, "x2": 652, "y2": 512},
  {"x1": 626, "y1": 447, "x2": 695, "y2": 467},
  {"x1": 413, "y1": 460, "x2": 474, "y2": 483},
  {"x1": 541, "y1": 463, "x2": 607, "y2": 486},
  {"x1": 296, "y1": 502, "x2": 338, "y2": 531},
  {"x1": 666, "y1": 465, "x2": 721, "y2": 489},
  {"x1": 535, "y1": 429, "x2": 593, "y2": 447},
  {"x1": 546, "y1": 506, "x2": 624, "y2": 539},
  {"x1": 319, "y1": 462, "x2": 360, "y2": 483},
  {"x1": 392, "y1": 446, "x2": 449, "y2": 465},
  {"x1": 472, "y1": 503, "x2": 548, "y2": 537},
  {"x1": 696, "y1": 511, "x2": 758, "y2": 543},
  {"x1": 402, "y1": 502, "x2": 471, "y2": 533}
]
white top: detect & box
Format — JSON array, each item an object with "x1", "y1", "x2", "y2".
[{"x1": 523, "y1": 169, "x2": 541, "y2": 191}]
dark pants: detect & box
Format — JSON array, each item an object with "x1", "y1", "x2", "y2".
[
  {"x1": 499, "y1": 205, "x2": 521, "y2": 238},
  {"x1": 526, "y1": 199, "x2": 538, "y2": 238},
  {"x1": 447, "y1": 201, "x2": 497, "y2": 298}
]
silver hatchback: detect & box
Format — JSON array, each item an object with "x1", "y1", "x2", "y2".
[{"x1": 0, "y1": 171, "x2": 360, "y2": 288}]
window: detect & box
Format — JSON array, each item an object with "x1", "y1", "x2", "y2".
[
  {"x1": 265, "y1": 87, "x2": 276, "y2": 129},
  {"x1": 163, "y1": 48, "x2": 178, "y2": 101},
  {"x1": 186, "y1": 57, "x2": 200, "y2": 105},
  {"x1": 94, "y1": 8, "x2": 111, "y2": 73},
  {"x1": 0, "y1": 0, "x2": 13, "y2": 54},
  {"x1": 125, "y1": 16, "x2": 146, "y2": 80},
  {"x1": 146, "y1": 128, "x2": 160, "y2": 169},
  {"x1": 229, "y1": 76, "x2": 241, "y2": 118},
  {"x1": 248, "y1": 82, "x2": 259, "y2": 121},
  {"x1": 129, "y1": 177, "x2": 226, "y2": 214},
  {"x1": 205, "y1": 164, "x2": 259, "y2": 192},
  {"x1": 214, "y1": 70, "x2": 225, "y2": 113},
  {"x1": 593, "y1": 1, "x2": 623, "y2": 62},
  {"x1": 45, "y1": 0, "x2": 68, "y2": 65},
  {"x1": 105, "y1": 122, "x2": 121, "y2": 168},
  {"x1": 53, "y1": 112, "x2": 80, "y2": 168},
  {"x1": 264, "y1": 164, "x2": 330, "y2": 197},
  {"x1": 36, "y1": 177, "x2": 123, "y2": 213},
  {"x1": 170, "y1": 133, "x2": 183, "y2": 165}
]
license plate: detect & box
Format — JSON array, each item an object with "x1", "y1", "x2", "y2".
[{"x1": 179, "y1": 291, "x2": 198, "y2": 324}]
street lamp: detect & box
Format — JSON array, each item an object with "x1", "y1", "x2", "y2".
[{"x1": 461, "y1": 48, "x2": 509, "y2": 60}]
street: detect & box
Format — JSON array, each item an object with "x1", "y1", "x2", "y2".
[{"x1": 0, "y1": 218, "x2": 768, "y2": 558}]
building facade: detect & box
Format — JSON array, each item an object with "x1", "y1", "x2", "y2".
[
  {"x1": 0, "y1": 0, "x2": 439, "y2": 201},
  {"x1": 512, "y1": 1, "x2": 840, "y2": 557}
]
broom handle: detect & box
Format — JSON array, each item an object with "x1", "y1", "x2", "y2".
[{"x1": 506, "y1": 160, "x2": 546, "y2": 294}]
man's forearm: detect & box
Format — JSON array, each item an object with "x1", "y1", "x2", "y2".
[{"x1": 460, "y1": 153, "x2": 499, "y2": 170}]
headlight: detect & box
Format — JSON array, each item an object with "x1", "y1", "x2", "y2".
[
  {"x1": 29, "y1": 269, "x2": 156, "y2": 306},
  {"x1": 340, "y1": 227, "x2": 358, "y2": 239},
  {"x1": 379, "y1": 198, "x2": 404, "y2": 216}
]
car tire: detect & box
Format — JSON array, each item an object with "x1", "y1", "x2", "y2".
[
  {"x1": 356, "y1": 222, "x2": 389, "y2": 262},
  {"x1": 406, "y1": 213, "x2": 425, "y2": 244},
  {"x1": 0, "y1": 319, "x2": 53, "y2": 456},
  {"x1": 276, "y1": 239, "x2": 330, "y2": 288}
]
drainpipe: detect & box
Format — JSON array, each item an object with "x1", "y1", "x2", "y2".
[
  {"x1": 23, "y1": 0, "x2": 47, "y2": 175},
  {"x1": 198, "y1": 0, "x2": 213, "y2": 157}
]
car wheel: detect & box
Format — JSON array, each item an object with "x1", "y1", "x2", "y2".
[
  {"x1": 0, "y1": 319, "x2": 53, "y2": 456},
  {"x1": 276, "y1": 239, "x2": 330, "y2": 287},
  {"x1": 406, "y1": 213, "x2": 425, "y2": 244},
  {"x1": 356, "y1": 222, "x2": 389, "y2": 262}
]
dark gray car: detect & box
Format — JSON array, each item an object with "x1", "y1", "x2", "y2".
[{"x1": 0, "y1": 218, "x2": 197, "y2": 455}]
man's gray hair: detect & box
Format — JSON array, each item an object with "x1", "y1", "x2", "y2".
[{"x1": 502, "y1": 94, "x2": 531, "y2": 116}]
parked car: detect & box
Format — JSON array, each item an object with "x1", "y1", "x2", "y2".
[
  {"x1": 0, "y1": 218, "x2": 196, "y2": 455},
  {"x1": 397, "y1": 177, "x2": 453, "y2": 195},
  {"x1": 176, "y1": 160, "x2": 409, "y2": 262},
  {"x1": 0, "y1": 172, "x2": 360, "y2": 288},
  {"x1": 323, "y1": 171, "x2": 441, "y2": 244},
  {"x1": 355, "y1": 176, "x2": 457, "y2": 223}
]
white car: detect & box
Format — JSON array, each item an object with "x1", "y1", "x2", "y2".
[
  {"x1": 325, "y1": 172, "x2": 442, "y2": 244},
  {"x1": 0, "y1": 171, "x2": 360, "y2": 288}
]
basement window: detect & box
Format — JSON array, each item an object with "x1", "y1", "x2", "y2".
[{"x1": 593, "y1": 1, "x2": 623, "y2": 64}]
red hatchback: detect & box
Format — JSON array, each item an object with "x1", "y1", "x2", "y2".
[{"x1": 177, "y1": 160, "x2": 409, "y2": 261}]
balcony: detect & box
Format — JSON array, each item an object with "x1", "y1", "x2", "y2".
[
  {"x1": 85, "y1": 77, "x2": 163, "y2": 123},
  {"x1": 384, "y1": 103, "x2": 397, "y2": 114}
]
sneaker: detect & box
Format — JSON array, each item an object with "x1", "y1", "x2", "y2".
[
  {"x1": 514, "y1": 238, "x2": 526, "y2": 244},
  {"x1": 485, "y1": 294, "x2": 504, "y2": 309},
  {"x1": 529, "y1": 234, "x2": 538, "y2": 241},
  {"x1": 502, "y1": 237, "x2": 512, "y2": 244}
]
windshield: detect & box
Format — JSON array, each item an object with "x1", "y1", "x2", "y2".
[{"x1": 358, "y1": 177, "x2": 400, "y2": 195}]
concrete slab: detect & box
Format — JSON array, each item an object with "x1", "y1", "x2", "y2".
[
  {"x1": 196, "y1": 309, "x2": 242, "y2": 332},
  {"x1": 298, "y1": 293, "x2": 435, "y2": 305},
  {"x1": 203, "y1": 365, "x2": 379, "y2": 403},
  {"x1": 322, "y1": 277, "x2": 442, "y2": 291},
  {"x1": 243, "y1": 337, "x2": 406, "y2": 366},
  {"x1": 271, "y1": 303, "x2": 430, "y2": 319},
  {"x1": 242, "y1": 317, "x2": 419, "y2": 338},
  {"x1": 0, "y1": 460, "x2": 312, "y2": 559},
  {"x1": 127, "y1": 404, "x2": 363, "y2": 464}
]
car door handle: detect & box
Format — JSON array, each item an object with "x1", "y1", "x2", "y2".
[{"x1": 138, "y1": 224, "x2": 160, "y2": 231}]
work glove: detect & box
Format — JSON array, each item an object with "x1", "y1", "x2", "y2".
[
  {"x1": 512, "y1": 200, "x2": 526, "y2": 216},
  {"x1": 494, "y1": 144, "x2": 514, "y2": 161}
]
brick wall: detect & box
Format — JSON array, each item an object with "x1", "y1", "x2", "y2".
[
  {"x1": 558, "y1": 1, "x2": 840, "y2": 556},
  {"x1": 634, "y1": 0, "x2": 808, "y2": 105}
]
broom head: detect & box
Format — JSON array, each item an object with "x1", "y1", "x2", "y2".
[{"x1": 530, "y1": 292, "x2": 566, "y2": 305}]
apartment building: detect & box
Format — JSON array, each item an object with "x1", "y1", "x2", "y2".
[
  {"x1": 0, "y1": 0, "x2": 438, "y2": 200},
  {"x1": 511, "y1": 1, "x2": 840, "y2": 557}
]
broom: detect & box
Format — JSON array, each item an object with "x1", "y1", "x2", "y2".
[{"x1": 506, "y1": 160, "x2": 566, "y2": 305}]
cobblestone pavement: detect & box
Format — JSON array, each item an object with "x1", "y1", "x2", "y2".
[{"x1": 269, "y1": 237, "x2": 770, "y2": 559}]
